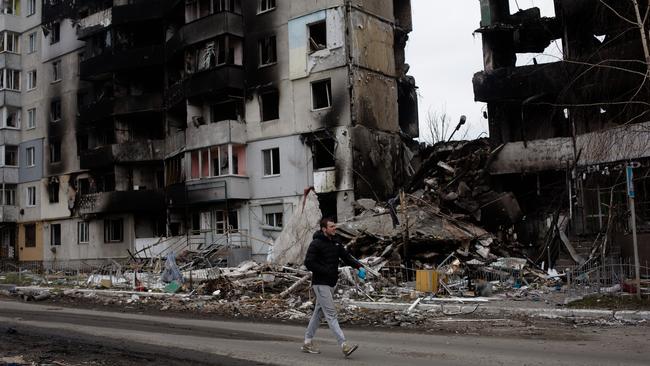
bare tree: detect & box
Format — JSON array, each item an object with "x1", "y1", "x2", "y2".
[{"x1": 422, "y1": 108, "x2": 469, "y2": 145}]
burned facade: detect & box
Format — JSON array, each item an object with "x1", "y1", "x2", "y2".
[
  {"x1": 1, "y1": 0, "x2": 417, "y2": 267},
  {"x1": 474, "y1": 0, "x2": 650, "y2": 265}
]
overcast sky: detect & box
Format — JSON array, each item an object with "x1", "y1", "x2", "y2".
[{"x1": 406, "y1": 0, "x2": 557, "y2": 141}]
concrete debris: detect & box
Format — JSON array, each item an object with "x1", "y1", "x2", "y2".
[{"x1": 268, "y1": 189, "x2": 321, "y2": 265}]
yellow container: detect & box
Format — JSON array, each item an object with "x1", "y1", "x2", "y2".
[{"x1": 415, "y1": 270, "x2": 439, "y2": 293}]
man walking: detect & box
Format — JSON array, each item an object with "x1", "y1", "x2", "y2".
[{"x1": 302, "y1": 217, "x2": 366, "y2": 357}]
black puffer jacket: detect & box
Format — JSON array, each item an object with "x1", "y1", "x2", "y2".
[{"x1": 304, "y1": 231, "x2": 360, "y2": 287}]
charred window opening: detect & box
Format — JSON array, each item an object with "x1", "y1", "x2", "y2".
[
  {"x1": 165, "y1": 155, "x2": 184, "y2": 184},
  {"x1": 210, "y1": 145, "x2": 229, "y2": 176},
  {"x1": 317, "y1": 192, "x2": 337, "y2": 223},
  {"x1": 24, "y1": 224, "x2": 36, "y2": 248},
  {"x1": 308, "y1": 21, "x2": 327, "y2": 53},
  {"x1": 313, "y1": 138, "x2": 336, "y2": 170},
  {"x1": 50, "y1": 224, "x2": 61, "y2": 246},
  {"x1": 50, "y1": 99, "x2": 62, "y2": 122},
  {"x1": 50, "y1": 22, "x2": 60, "y2": 44},
  {"x1": 210, "y1": 100, "x2": 243, "y2": 122},
  {"x1": 77, "y1": 178, "x2": 90, "y2": 195},
  {"x1": 52, "y1": 60, "x2": 61, "y2": 81},
  {"x1": 4, "y1": 145, "x2": 17, "y2": 166},
  {"x1": 48, "y1": 178, "x2": 59, "y2": 203},
  {"x1": 311, "y1": 79, "x2": 331, "y2": 110},
  {"x1": 262, "y1": 147, "x2": 280, "y2": 176},
  {"x1": 104, "y1": 218, "x2": 123, "y2": 243},
  {"x1": 228, "y1": 210, "x2": 239, "y2": 230},
  {"x1": 258, "y1": 0, "x2": 275, "y2": 14},
  {"x1": 186, "y1": 36, "x2": 242, "y2": 74},
  {"x1": 49, "y1": 140, "x2": 61, "y2": 163},
  {"x1": 77, "y1": 133, "x2": 88, "y2": 155},
  {"x1": 260, "y1": 90, "x2": 279, "y2": 121},
  {"x1": 258, "y1": 35, "x2": 277, "y2": 66}
]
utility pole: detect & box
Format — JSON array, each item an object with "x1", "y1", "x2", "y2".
[{"x1": 626, "y1": 163, "x2": 641, "y2": 299}]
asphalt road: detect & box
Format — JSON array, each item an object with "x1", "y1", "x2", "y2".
[{"x1": 1, "y1": 299, "x2": 648, "y2": 366}]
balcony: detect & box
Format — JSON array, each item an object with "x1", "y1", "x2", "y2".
[
  {"x1": 166, "y1": 176, "x2": 250, "y2": 206},
  {"x1": 166, "y1": 12, "x2": 244, "y2": 56},
  {"x1": 165, "y1": 66, "x2": 244, "y2": 107},
  {"x1": 0, "y1": 129, "x2": 21, "y2": 146},
  {"x1": 80, "y1": 140, "x2": 165, "y2": 169},
  {"x1": 0, "y1": 91, "x2": 20, "y2": 108},
  {"x1": 0, "y1": 167, "x2": 19, "y2": 184},
  {"x1": 77, "y1": 8, "x2": 112, "y2": 39},
  {"x1": 0, "y1": 53, "x2": 20, "y2": 70},
  {"x1": 186, "y1": 120, "x2": 247, "y2": 151},
  {"x1": 79, "y1": 93, "x2": 163, "y2": 124},
  {"x1": 80, "y1": 45, "x2": 164, "y2": 80},
  {"x1": 0, "y1": 205, "x2": 18, "y2": 222},
  {"x1": 112, "y1": 0, "x2": 164, "y2": 25},
  {"x1": 78, "y1": 190, "x2": 165, "y2": 215}
]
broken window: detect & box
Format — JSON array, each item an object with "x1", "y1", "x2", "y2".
[
  {"x1": 4, "y1": 145, "x2": 17, "y2": 166},
  {"x1": 190, "y1": 150, "x2": 200, "y2": 179},
  {"x1": 228, "y1": 210, "x2": 238, "y2": 230},
  {"x1": 51, "y1": 224, "x2": 61, "y2": 246},
  {"x1": 210, "y1": 100, "x2": 242, "y2": 122},
  {"x1": 263, "y1": 204, "x2": 283, "y2": 228},
  {"x1": 308, "y1": 21, "x2": 327, "y2": 53},
  {"x1": 262, "y1": 147, "x2": 280, "y2": 176},
  {"x1": 50, "y1": 100, "x2": 62, "y2": 122},
  {"x1": 52, "y1": 60, "x2": 61, "y2": 82},
  {"x1": 50, "y1": 141, "x2": 61, "y2": 163},
  {"x1": 210, "y1": 145, "x2": 229, "y2": 176},
  {"x1": 165, "y1": 155, "x2": 184, "y2": 185},
  {"x1": 258, "y1": 0, "x2": 275, "y2": 13},
  {"x1": 311, "y1": 79, "x2": 331, "y2": 110},
  {"x1": 77, "y1": 178, "x2": 90, "y2": 195},
  {"x1": 198, "y1": 41, "x2": 216, "y2": 71},
  {"x1": 260, "y1": 90, "x2": 279, "y2": 121},
  {"x1": 313, "y1": 138, "x2": 336, "y2": 169},
  {"x1": 50, "y1": 22, "x2": 60, "y2": 44},
  {"x1": 5, "y1": 108, "x2": 20, "y2": 128},
  {"x1": 24, "y1": 224, "x2": 36, "y2": 247},
  {"x1": 48, "y1": 178, "x2": 59, "y2": 203},
  {"x1": 104, "y1": 218, "x2": 123, "y2": 243},
  {"x1": 258, "y1": 35, "x2": 277, "y2": 66},
  {"x1": 214, "y1": 210, "x2": 226, "y2": 234}
]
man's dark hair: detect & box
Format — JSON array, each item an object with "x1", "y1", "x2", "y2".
[{"x1": 319, "y1": 217, "x2": 335, "y2": 228}]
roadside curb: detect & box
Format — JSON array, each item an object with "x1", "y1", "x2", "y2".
[{"x1": 348, "y1": 301, "x2": 650, "y2": 321}]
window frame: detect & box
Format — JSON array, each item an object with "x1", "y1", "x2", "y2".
[
  {"x1": 258, "y1": 35, "x2": 277, "y2": 67},
  {"x1": 52, "y1": 60, "x2": 62, "y2": 82},
  {"x1": 27, "y1": 70, "x2": 37, "y2": 90},
  {"x1": 50, "y1": 99, "x2": 62, "y2": 122},
  {"x1": 50, "y1": 23, "x2": 61, "y2": 44},
  {"x1": 28, "y1": 32, "x2": 37, "y2": 53},
  {"x1": 27, "y1": 108, "x2": 36, "y2": 129},
  {"x1": 4, "y1": 145, "x2": 17, "y2": 166},
  {"x1": 104, "y1": 218, "x2": 124, "y2": 243},
  {"x1": 24, "y1": 223, "x2": 36, "y2": 248},
  {"x1": 78, "y1": 221, "x2": 89, "y2": 244},
  {"x1": 311, "y1": 79, "x2": 332, "y2": 110},
  {"x1": 26, "y1": 186, "x2": 36, "y2": 207},
  {"x1": 262, "y1": 147, "x2": 280, "y2": 177},
  {"x1": 49, "y1": 140, "x2": 61, "y2": 163},
  {"x1": 2, "y1": 184, "x2": 16, "y2": 206},
  {"x1": 50, "y1": 223, "x2": 61, "y2": 246},
  {"x1": 26, "y1": 146, "x2": 35, "y2": 167},
  {"x1": 257, "y1": 0, "x2": 276, "y2": 14}
]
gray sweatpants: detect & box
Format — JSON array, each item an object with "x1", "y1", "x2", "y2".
[{"x1": 304, "y1": 285, "x2": 346, "y2": 346}]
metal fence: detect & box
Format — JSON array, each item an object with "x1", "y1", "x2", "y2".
[{"x1": 567, "y1": 257, "x2": 650, "y2": 296}]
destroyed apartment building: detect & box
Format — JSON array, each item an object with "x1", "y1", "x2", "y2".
[
  {"x1": 474, "y1": 0, "x2": 650, "y2": 267},
  {"x1": 0, "y1": 0, "x2": 419, "y2": 268}
]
